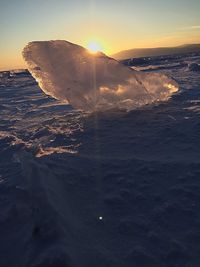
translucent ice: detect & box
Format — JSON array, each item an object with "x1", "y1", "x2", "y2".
[{"x1": 23, "y1": 40, "x2": 179, "y2": 111}]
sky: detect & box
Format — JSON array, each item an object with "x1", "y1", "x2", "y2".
[{"x1": 1, "y1": 0, "x2": 200, "y2": 70}]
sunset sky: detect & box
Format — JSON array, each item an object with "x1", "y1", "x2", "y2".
[{"x1": 1, "y1": 0, "x2": 200, "y2": 70}]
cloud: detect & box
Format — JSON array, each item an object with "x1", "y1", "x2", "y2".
[
  {"x1": 188, "y1": 26, "x2": 200, "y2": 29},
  {"x1": 181, "y1": 25, "x2": 200, "y2": 30}
]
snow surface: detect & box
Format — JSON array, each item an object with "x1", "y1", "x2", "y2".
[
  {"x1": 0, "y1": 52, "x2": 200, "y2": 267},
  {"x1": 23, "y1": 40, "x2": 178, "y2": 111}
]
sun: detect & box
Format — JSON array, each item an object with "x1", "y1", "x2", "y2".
[{"x1": 87, "y1": 41, "x2": 104, "y2": 54}]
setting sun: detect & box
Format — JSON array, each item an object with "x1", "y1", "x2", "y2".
[{"x1": 86, "y1": 41, "x2": 104, "y2": 54}]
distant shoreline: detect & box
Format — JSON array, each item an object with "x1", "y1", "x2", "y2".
[{"x1": 112, "y1": 43, "x2": 200, "y2": 60}]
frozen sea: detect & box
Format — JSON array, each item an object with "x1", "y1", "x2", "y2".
[{"x1": 0, "y1": 52, "x2": 200, "y2": 267}]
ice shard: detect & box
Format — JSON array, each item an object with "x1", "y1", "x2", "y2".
[{"x1": 23, "y1": 40, "x2": 179, "y2": 111}]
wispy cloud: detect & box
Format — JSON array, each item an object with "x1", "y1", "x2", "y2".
[
  {"x1": 188, "y1": 26, "x2": 200, "y2": 29},
  {"x1": 181, "y1": 25, "x2": 200, "y2": 30}
]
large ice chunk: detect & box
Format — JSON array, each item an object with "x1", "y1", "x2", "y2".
[{"x1": 23, "y1": 40, "x2": 178, "y2": 111}]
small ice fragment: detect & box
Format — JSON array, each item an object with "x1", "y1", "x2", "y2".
[
  {"x1": 0, "y1": 176, "x2": 4, "y2": 184},
  {"x1": 168, "y1": 115, "x2": 176, "y2": 121}
]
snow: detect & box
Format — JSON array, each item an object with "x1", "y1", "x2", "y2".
[
  {"x1": 23, "y1": 40, "x2": 179, "y2": 111},
  {"x1": 0, "y1": 51, "x2": 200, "y2": 267},
  {"x1": 188, "y1": 63, "x2": 200, "y2": 72}
]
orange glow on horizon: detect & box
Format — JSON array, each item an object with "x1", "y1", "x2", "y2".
[{"x1": 1, "y1": 37, "x2": 200, "y2": 71}]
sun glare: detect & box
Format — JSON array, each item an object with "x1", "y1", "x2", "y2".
[{"x1": 87, "y1": 41, "x2": 104, "y2": 54}]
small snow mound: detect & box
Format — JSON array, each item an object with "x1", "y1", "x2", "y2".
[
  {"x1": 23, "y1": 40, "x2": 179, "y2": 111},
  {"x1": 0, "y1": 71, "x2": 11, "y2": 78},
  {"x1": 188, "y1": 63, "x2": 200, "y2": 72},
  {"x1": 33, "y1": 253, "x2": 71, "y2": 267}
]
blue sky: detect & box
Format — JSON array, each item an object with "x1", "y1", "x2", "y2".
[{"x1": 1, "y1": 0, "x2": 200, "y2": 69}]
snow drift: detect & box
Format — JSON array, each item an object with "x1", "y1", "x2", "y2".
[{"x1": 23, "y1": 40, "x2": 179, "y2": 111}]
